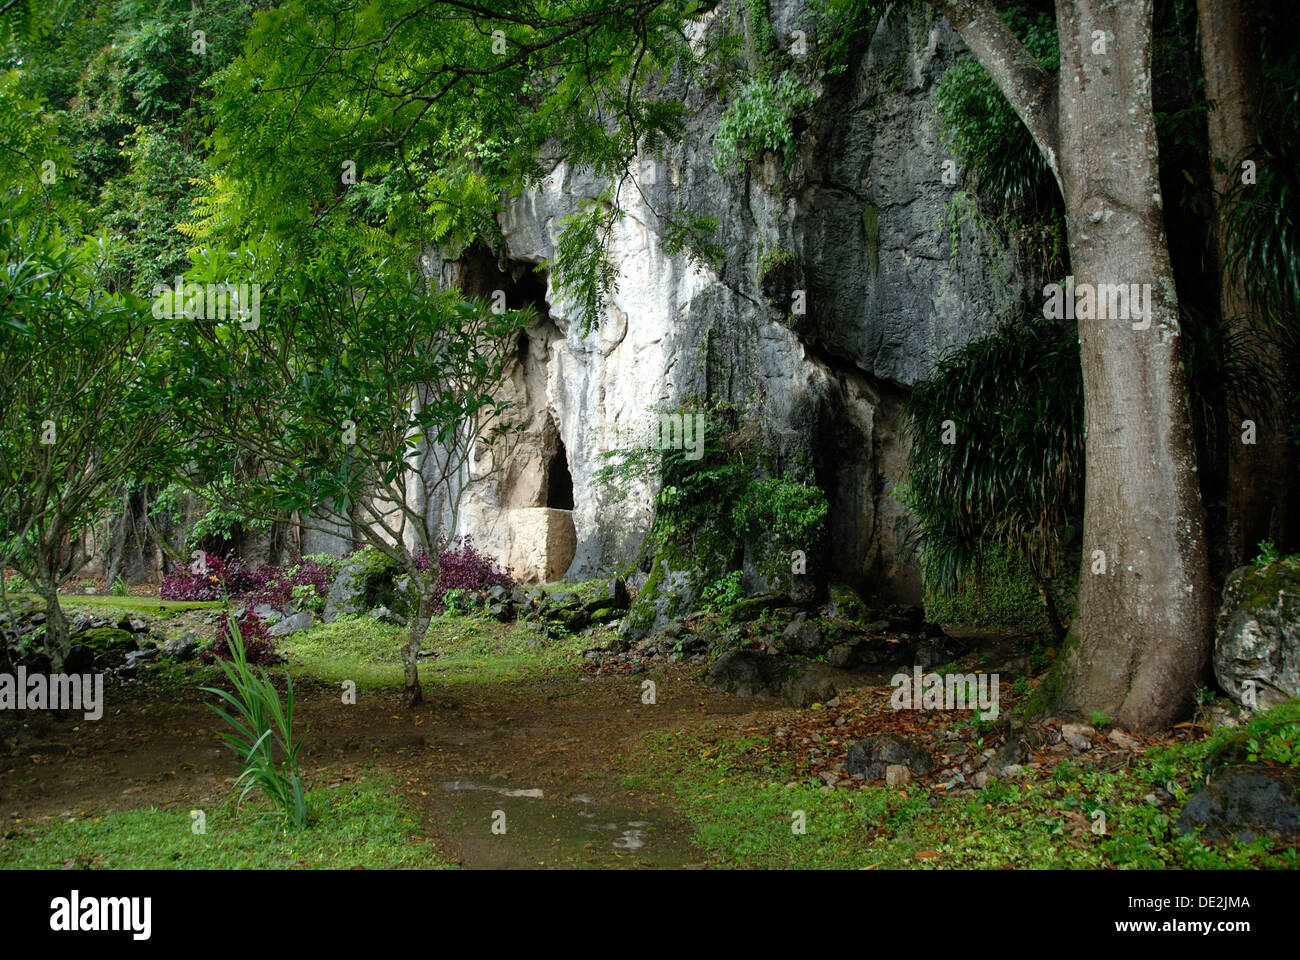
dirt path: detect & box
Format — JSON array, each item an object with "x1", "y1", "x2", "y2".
[{"x1": 0, "y1": 667, "x2": 771, "y2": 868}]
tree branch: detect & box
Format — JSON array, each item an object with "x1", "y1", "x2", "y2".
[{"x1": 931, "y1": 0, "x2": 1061, "y2": 188}]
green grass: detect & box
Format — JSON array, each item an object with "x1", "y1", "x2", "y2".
[
  {"x1": 6, "y1": 592, "x2": 223, "y2": 617},
  {"x1": 0, "y1": 777, "x2": 455, "y2": 869},
  {"x1": 536, "y1": 578, "x2": 608, "y2": 597},
  {"x1": 631, "y1": 703, "x2": 1300, "y2": 870},
  {"x1": 279, "y1": 613, "x2": 594, "y2": 688}
]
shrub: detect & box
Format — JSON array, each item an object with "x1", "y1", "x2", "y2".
[
  {"x1": 202, "y1": 611, "x2": 278, "y2": 665},
  {"x1": 417, "y1": 535, "x2": 517, "y2": 615},
  {"x1": 162, "y1": 550, "x2": 340, "y2": 611},
  {"x1": 712, "y1": 71, "x2": 816, "y2": 173},
  {"x1": 244, "y1": 554, "x2": 340, "y2": 613},
  {"x1": 160, "y1": 549, "x2": 262, "y2": 600}
]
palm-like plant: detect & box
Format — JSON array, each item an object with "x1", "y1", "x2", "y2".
[
  {"x1": 902, "y1": 318, "x2": 1084, "y2": 640},
  {"x1": 201, "y1": 620, "x2": 308, "y2": 829}
]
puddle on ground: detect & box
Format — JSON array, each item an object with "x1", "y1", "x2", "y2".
[{"x1": 427, "y1": 780, "x2": 706, "y2": 869}]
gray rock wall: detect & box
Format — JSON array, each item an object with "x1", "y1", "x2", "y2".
[{"x1": 452, "y1": 1, "x2": 1032, "y2": 603}]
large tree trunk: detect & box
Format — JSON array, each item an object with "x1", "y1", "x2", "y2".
[
  {"x1": 1050, "y1": 0, "x2": 1211, "y2": 730},
  {"x1": 1197, "y1": 0, "x2": 1293, "y2": 570},
  {"x1": 934, "y1": 0, "x2": 1212, "y2": 730}
]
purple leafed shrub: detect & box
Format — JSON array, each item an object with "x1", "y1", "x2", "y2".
[
  {"x1": 243, "y1": 555, "x2": 338, "y2": 612},
  {"x1": 201, "y1": 612, "x2": 278, "y2": 665},
  {"x1": 413, "y1": 535, "x2": 517, "y2": 614},
  {"x1": 160, "y1": 550, "x2": 258, "y2": 601},
  {"x1": 161, "y1": 551, "x2": 338, "y2": 612}
]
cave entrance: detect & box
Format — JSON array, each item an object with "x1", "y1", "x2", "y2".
[
  {"x1": 454, "y1": 243, "x2": 552, "y2": 320},
  {"x1": 546, "y1": 436, "x2": 574, "y2": 510}
]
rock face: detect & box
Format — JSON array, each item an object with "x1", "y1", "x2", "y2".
[
  {"x1": 1213, "y1": 560, "x2": 1300, "y2": 709},
  {"x1": 436, "y1": 1, "x2": 1025, "y2": 599},
  {"x1": 267, "y1": 612, "x2": 316, "y2": 637}
]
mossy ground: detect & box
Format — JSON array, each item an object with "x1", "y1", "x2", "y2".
[{"x1": 4, "y1": 583, "x2": 1296, "y2": 870}]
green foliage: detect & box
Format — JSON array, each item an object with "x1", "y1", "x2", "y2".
[
  {"x1": 2, "y1": 779, "x2": 451, "y2": 869},
  {"x1": 923, "y1": 544, "x2": 1064, "y2": 629},
  {"x1": 185, "y1": 484, "x2": 271, "y2": 550},
  {"x1": 934, "y1": 6, "x2": 1059, "y2": 213},
  {"x1": 1220, "y1": 2, "x2": 1300, "y2": 348},
  {"x1": 933, "y1": 5, "x2": 1065, "y2": 279},
  {"x1": 551, "y1": 193, "x2": 621, "y2": 333},
  {"x1": 757, "y1": 246, "x2": 796, "y2": 280},
  {"x1": 441, "y1": 587, "x2": 474, "y2": 618},
  {"x1": 201, "y1": 619, "x2": 309, "y2": 829},
  {"x1": 712, "y1": 71, "x2": 816, "y2": 173},
  {"x1": 699, "y1": 570, "x2": 745, "y2": 612},
  {"x1": 0, "y1": 184, "x2": 172, "y2": 662},
  {"x1": 110, "y1": 575, "x2": 130, "y2": 596},
  {"x1": 747, "y1": 0, "x2": 777, "y2": 57},
  {"x1": 161, "y1": 241, "x2": 525, "y2": 546},
  {"x1": 598, "y1": 399, "x2": 826, "y2": 609},
  {"x1": 1251, "y1": 539, "x2": 1300, "y2": 570},
  {"x1": 1164, "y1": 698, "x2": 1300, "y2": 775},
  {"x1": 732, "y1": 476, "x2": 828, "y2": 545},
  {"x1": 902, "y1": 319, "x2": 1083, "y2": 607},
  {"x1": 640, "y1": 701, "x2": 1300, "y2": 870},
  {"x1": 661, "y1": 210, "x2": 724, "y2": 274}
]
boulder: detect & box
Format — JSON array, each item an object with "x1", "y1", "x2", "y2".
[
  {"x1": 1214, "y1": 560, "x2": 1300, "y2": 709},
  {"x1": 1176, "y1": 766, "x2": 1300, "y2": 842},
  {"x1": 723, "y1": 593, "x2": 789, "y2": 623},
  {"x1": 267, "y1": 612, "x2": 315, "y2": 637},
  {"x1": 777, "y1": 612, "x2": 823, "y2": 654},
  {"x1": 77, "y1": 627, "x2": 137, "y2": 653},
  {"x1": 487, "y1": 602, "x2": 517, "y2": 623},
  {"x1": 93, "y1": 649, "x2": 129, "y2": 671},
  {"x1": 323, "y1": 548, "x2": 406, "y2": 622},
  {"x1": 251, "y1": 604, "x2": 283, "y2": 625},
  {"x1": 846, "y1": 733, "x2": 935, "y2": 780},
  {"x1": 587, "y1": 606, "x2": 623, "y2": 625},
  {"x1": 583, "y1": 578, "x2": 630, "y2": 614},
  {"x1": 781, "y1": 662, "x2": 856, "y2": 708},
  {"x1": 162, "y1": 632, "x2": 200, "y2": 662},
  {"x1": 705, "y1": 649, "x2": 788, "y2": 699},
  {"x1": 826, "y1": 583, "x2": 872, "y2": 623},
  {"x1": 124, "y1": 648, "x2": 159, "y2": 670},
  {"x1": 369, "y1": 606, "x2": 407, "y2": 626},
  {"x1": 1061, "y1": 723, "x2": 1095, "y2": 752},
  {"x1": 64, "y1": 644, "x2": 95, "y2": 674}
]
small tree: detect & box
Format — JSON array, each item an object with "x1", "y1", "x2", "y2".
[
  {"x1": 163, "y1": 244, "x2": 527, "y2": 706},
  {"x1": 0, "y1": 194, "x2": 170, "y2": 664}
]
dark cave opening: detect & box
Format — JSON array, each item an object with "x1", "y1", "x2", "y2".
[{"x1": 546, "y1": 437, "x2": 575, "y2": 510}]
